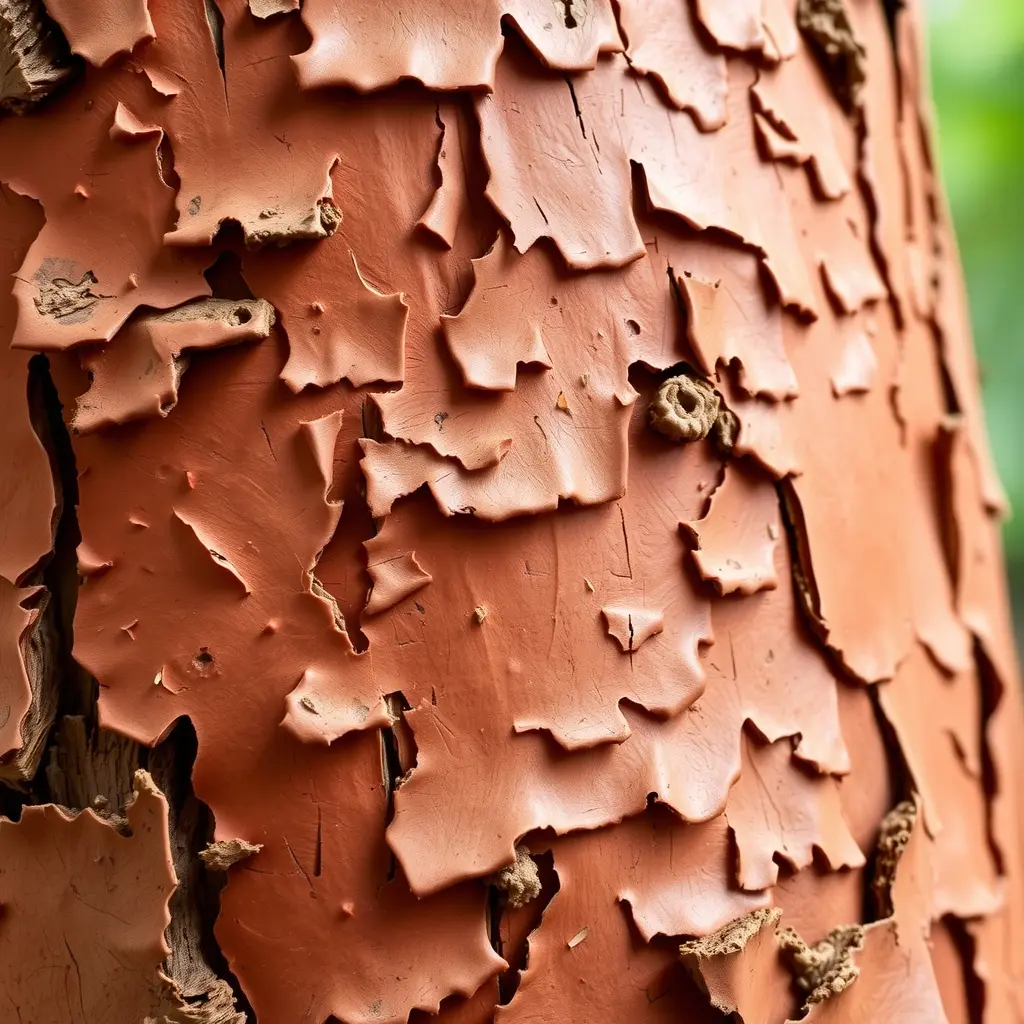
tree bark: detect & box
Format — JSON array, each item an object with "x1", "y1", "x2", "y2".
[{"x1": 0, "y1": 0, "x2": 1021, "y2": 1022}]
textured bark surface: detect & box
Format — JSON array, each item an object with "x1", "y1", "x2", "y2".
[{"x1": 0, "y1": 0, "x2": 1021, "y2": 1022}]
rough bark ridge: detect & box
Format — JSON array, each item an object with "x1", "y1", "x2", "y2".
[{"x1": 0, "y1": 0, "x2": 1021, "y2": 1021}]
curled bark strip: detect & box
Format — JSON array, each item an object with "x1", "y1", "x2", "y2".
[{"x1": 43, "y1": 0, "x2": 154, "y2": 66}]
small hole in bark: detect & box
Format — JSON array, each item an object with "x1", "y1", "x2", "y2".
[
  {"x1": 232, "y1": 307, "x2": 252, "y2": 325},
  {"x1": 625, "y1": 319, "x2": 640, "y2": 336},
  {"x1": 193, "y1": 647, "x2": 214, "y2": 670}
]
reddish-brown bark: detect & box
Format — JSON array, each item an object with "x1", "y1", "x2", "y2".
[{"x1": 0, "y1": 0, "x2": 1021, "y2": 1021}]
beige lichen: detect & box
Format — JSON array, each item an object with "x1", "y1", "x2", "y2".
[
  {"x1": 778, "y1": 923, "x2": 865, "y2": 1004},
  {"x1": 492, "y1": 845, "x2": 541, "y2": 908},
  {"x1": 200, "y1": 838, "x2": 263, "y2": 872},
  {"x1": 712, "y1": 407, "x2": 739, "y2": 455},
  {"x1": 679, "y1": 907, "x2": 781, "y2": 960},
  {"x1": 797, "y1": 0, "x2": 868, "y2": 113},
  {"x1": 871, "y1": 799, "x2": 917, "y2": 918},
  {"x1": 648, "y1": 375, "x2": 720, "y2": 443}
]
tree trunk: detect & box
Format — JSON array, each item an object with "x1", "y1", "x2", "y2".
[{"x1": 0, "y1": 0, "x2": 1021, "y2": 1021}]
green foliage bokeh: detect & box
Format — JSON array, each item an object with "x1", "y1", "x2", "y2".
[{"x1": 929, "y1": 0, "x2": 1024, "y2": 601}]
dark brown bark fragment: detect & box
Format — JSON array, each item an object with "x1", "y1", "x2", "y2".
[{"x1": 0, "y1": 0, "x2": 72, "y2": 113}]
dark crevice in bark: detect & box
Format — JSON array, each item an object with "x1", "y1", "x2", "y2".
[
  {"x1": 380, "y1": 691, "x2": 413, "y2": 882},
  {"x1": 775, "y1": 480, "x2": 827, "y2": 651},
  {"x1": 496, "y1": 849, "x2": 559, "y2": 1005},
  {"x1": 0, "y1": 0, "x2": 78, "y2": 115},
  {"x1": 943, "y1": 914, "x2": 985, "y2": 1024},
  {"x1": 149, "y1": 717, "x2": 254, "y2": 1022},
  {"x1": 862, "y1": 684, "x2": 913, "y2": 921},
  {"x1": 880, "y1": 0, "x2": 905, "y2": 54},
  {"x1": 203, "y1": 0, "x2": 227, "y2": 91},
  {"x1": 31, "y1": 354, "x2": 90, "y2": 719},
  {"x1": 487, "y1": 882, "x2": 504, "y2": 958},
  {"x1": 0, "y1": 358, "x2": 63, "y2": 796},
  {"x1": 24, "y1": 353, "x2": 63, "y2": 584},
  {"x1": 1, "y1": 355, "x2": 86, "y2": 813},
  {"x1": 156, "y1": 131, "x2": 182, "y2": 199},
  {"x1": 0, "y1": 769, "x2": 27, "y2": 817},
  {"x1": 935, "y1": 335, "x2": 962, "y2": 417},
  {"x1": 776, "y1": 478, "x2": 894, "y2": 690},
  {"x1": 973, "y1": 639, "x2": 1006, "y2": 876},
  {"x1": 9, "y1": 356, "x2": 252, "y2": 1020},
  {"x1": 205, "y1": 249, "x2": 255, "y2": 301},
  {"x1": 854, "y1": 121, "x2": 906, "y2": 331},
  {"x1": 361, "y1": 387, "x2": 387, "y2": 448},
  {"x1": 637, "y1": 359, "x2": 705, "y2": 388},
  {"x1": 325, "y1": 392, "x2": 387, "y2": 656},
  {"x1": 565, "y1": 77, "x2": 587, "y2": 139},
  {"x1": 774, "y1": 473, "x2": 923, "y2": 928},
  {"x1": 425, "y1": 94, "x2": 503, "y2": 316},
  {"x1": 776, "y1": 476, "x2": 917, "y2": 926},
  {"x1": 25, "y1": 355, "x2": 141, "y2": 824}
]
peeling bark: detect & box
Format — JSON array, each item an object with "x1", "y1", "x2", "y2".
[{"x1": 0, "y1": 0, "x2": 1019, "y2": 1021}]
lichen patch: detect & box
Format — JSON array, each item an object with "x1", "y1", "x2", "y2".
[
  {"x1": 797, "y1": 0, "x2": 867, "y2": 114},
  {"x1": 492, "y1": 845, "x2": 542, "y2": 908},
  {"x1": 871, "y1": 799, "x2": 917, "y2": 918},
  {"x1": 200, "y1": 838, "x2": 263, "y2": 872},
  {"x1": 648, "y1": 375, "x2": 720, "y2": 443},
  {"x1": 778, "y1": 923, "x2": 866, "y2": 1004},
  {"x1": 680, "y1": 906, "x2": 782, "y2": 960}
]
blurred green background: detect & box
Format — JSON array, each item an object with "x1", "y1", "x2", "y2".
[{"x1": 928, "y1": 0, "x2": 1024, "y2": 625}]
